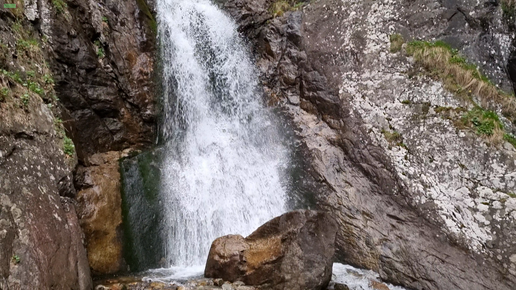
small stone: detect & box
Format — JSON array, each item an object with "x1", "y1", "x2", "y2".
[
  {"x1": 222, "y1": 283, "x2": 235, "y2": 290},
  {"x1": 232, "y1": 281, "x2": 245, "y2": 286},
  {"x1": 370, "y1": 280, "x2": 390, "y2": 290},
  {"x1": 334, "y1": 283, "x2": 350, "y2": 290},
  {"x1": 213, "y1": 279, "x2": 224, "y2": 286}
]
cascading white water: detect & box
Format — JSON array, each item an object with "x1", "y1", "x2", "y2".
[{"x1": 157, "y1": 0, "x2": 289, "y2": 268}]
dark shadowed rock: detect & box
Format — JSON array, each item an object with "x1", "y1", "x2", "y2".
[{"x1": 205, "y1": 210, "x2": 337, "y2": 290}]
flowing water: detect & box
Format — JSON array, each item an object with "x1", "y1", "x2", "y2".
[{"x1": 157, "y1": 0, "x2": 289, "y2": 268}]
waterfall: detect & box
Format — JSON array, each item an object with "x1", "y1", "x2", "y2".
[{"x1": 157, "y1": 0, "x2": 289, "y2": 268}]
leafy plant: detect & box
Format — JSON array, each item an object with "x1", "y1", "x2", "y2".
[
  {"x1": 1, "y1": 87, "x2": 10, "y2": 101},
  {"x1": 63, "y1": 136, "x2": 75, "y2": 156},
  {"x1": 94, "y1": 40, "x2": 105, "y2": 58},
  {"x1": 102, "y1": 16, "x2": 108, "y2": 23},
  {"x1": 21, "y1": 93, "x2": 30, "y2": 108},
  {"x1": 43, "y1": 74, "x2": 54, "y2": 85},
  {"x1": 12, "y1": 255, "x2": 20, "y2": 264},
  {"x1": 461, "y1": 107, "x2": 504, "y2": 144}
]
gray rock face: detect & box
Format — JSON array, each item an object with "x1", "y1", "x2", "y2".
[
  {"x1": 223, "y1": 0, "x2": 516, "y2": 289},
  {"x1": 205, "y1": 210, "x2": 337, "y2": 290}
]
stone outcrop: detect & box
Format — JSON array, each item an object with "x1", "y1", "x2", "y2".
[
  {"x1": 1, "y1": 0, "x2": 158, "y2": 284},
  {"x1": 205, "y1": 210, "x2": 337, "y2": 290},
  {"x1": 75, "y1": 151, "x2": 131, "y2": 275},
  {"x1": 0, "y1": 4, "x2": 92, "y2": 289},
  {"x1": 223, "y1": 0, "x2": 516, "y2": 289},
  {"x1": 46, "y1": 0, "x2": 157, "y2": 158}
]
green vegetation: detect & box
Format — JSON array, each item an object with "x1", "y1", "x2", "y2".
[
  {"x1": 63, "y1": 136, "x2": 75, "y2": 156},
  {"x1": 94, "y1": 40, "x2": 105, "y2": 58},
  {"x1": 52, "y1": 0, "x2": 67, "y2": 13},
  {"x1": 382, "y1": 129, "x2": 406, "y2": 149},
  {"x1": 1, "y1": 87, "x2": 10, "y2": 101},
  {"x1": 404, "y1": 40, "x2": 515, "y2": 115},
  {"x1": 504, "y1": 133, "x2": 516, "y2": 147},
  {"x1": 506, "y1": 192, "x2": 516, "y2": 198},
  {"x1": 270, "y1": 0, "x2": 307, "y2": 17},
  {"x1": 389, "y1": 34, "x2": 404, "y2": 53},
  {"x1": 389, "y1": 36, "x2": 516, "y2": 148},
  {"x1": 16, "y1": 38, "x2": 39, "y2": 54},
  {"x1": 401, "y1": 99, "x2": 411, "y2": 105},
  {"x1": 461, "y1": 108, "x2": 504, "y2": 143},
  {"x1": 102, "y1": 16, "x2": 108, "y2": 23},
  {"x1": 21, "y1": 93, "x2": 29, "y2": 108},
  {"x1": 501, "y1": 0, "x2": 516, "y2": 19},
  {"x1": 11, "y1": 255, "x2": 20, "y2": 264}
]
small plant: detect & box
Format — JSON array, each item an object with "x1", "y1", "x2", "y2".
[
  {"x1": 3, "y1": 70, "x2": 23, "y2": 84},
  {"x1": 1, "y1": 87, "x2": 10, "y2": 101},
  {"x1": 389, "y1": 33, "x2": 404, "y2": 53},
  {"x1": 501, "y1": 0, "x2": 516, "y2": 19},
  {"x1": 504, "y1": 133, "x2": 516, "y2": 147},
  {"x1": 405, "y1": 39, "x2": 516, "y2": 123},
  {"x1": 94, "y1": 40, "x2": 105, "y2": 58},
  {"x1": 102, "y1": 16, "x2": 108, "y2": 23},
  {"x1": 401, "y1": 99, "x2": 411, "y2": 105},
  {"x1": 16, "y1": 39, "x2": 39, "y2": 53},
  {"x1": 43, "y1": 74, "x2": 54, "y2": 85},
  {"x1": 12, "y1": 255, "x2": 20, "y2": 264},
  {"x1": 26, "y1": 70, "x2": 35, "y2": 78},
  {"x1": 21, "y1": 93, "x2": 30, "y2": 108},
  {"x1": 382, "y1": 129, "x2": 404, "y2": 145},
  {"x1": 63, "y1": 136, "x2": 75, "y2": 156},
  {"x1": 461, "y1": 107, "x2": 505, "y2": 144},
  {"x1": 270, "y1": 0, "x2": 306, "y2": 17},
  {"x1": 52, "y1": 0, "x2": 68, "y2": 13}
]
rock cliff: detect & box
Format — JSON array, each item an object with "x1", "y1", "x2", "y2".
[
  {"x1": 0, "y1": 0, "x2": 157, "y2": 285},
  {"x1": 223, "y1": 0, "x2": 516, "y2": 289}
]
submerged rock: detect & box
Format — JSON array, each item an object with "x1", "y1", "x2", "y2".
[{"x1": 205, "y1": 210, "x2": 337, "y2": 290}]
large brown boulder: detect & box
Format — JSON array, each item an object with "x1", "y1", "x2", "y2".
[{"x1": 205, "y1": 210, "x2": 337, "y2": 290}]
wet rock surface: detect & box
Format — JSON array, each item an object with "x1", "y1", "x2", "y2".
[
  {"x1": 205, "y1": 210, "x2": 337, "y2": 290},
  {"x1": 224, "y1": 0, "x2": 516, "y2": 289}
]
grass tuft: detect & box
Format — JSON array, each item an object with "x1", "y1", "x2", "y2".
[
  {"x1": 389, "y1": 34, "x2": 404, "y2": 53},
  {"x1": 270, "y1": 0, "x2": 306, "y2": 17}
]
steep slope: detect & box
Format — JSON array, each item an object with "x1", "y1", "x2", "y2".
[
  {"x1": 224, "y1": 0, "x2": 516, "y2": 289},
  {"x1": 0, "y1": 0, "x2": 157, "y2": 285}
]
